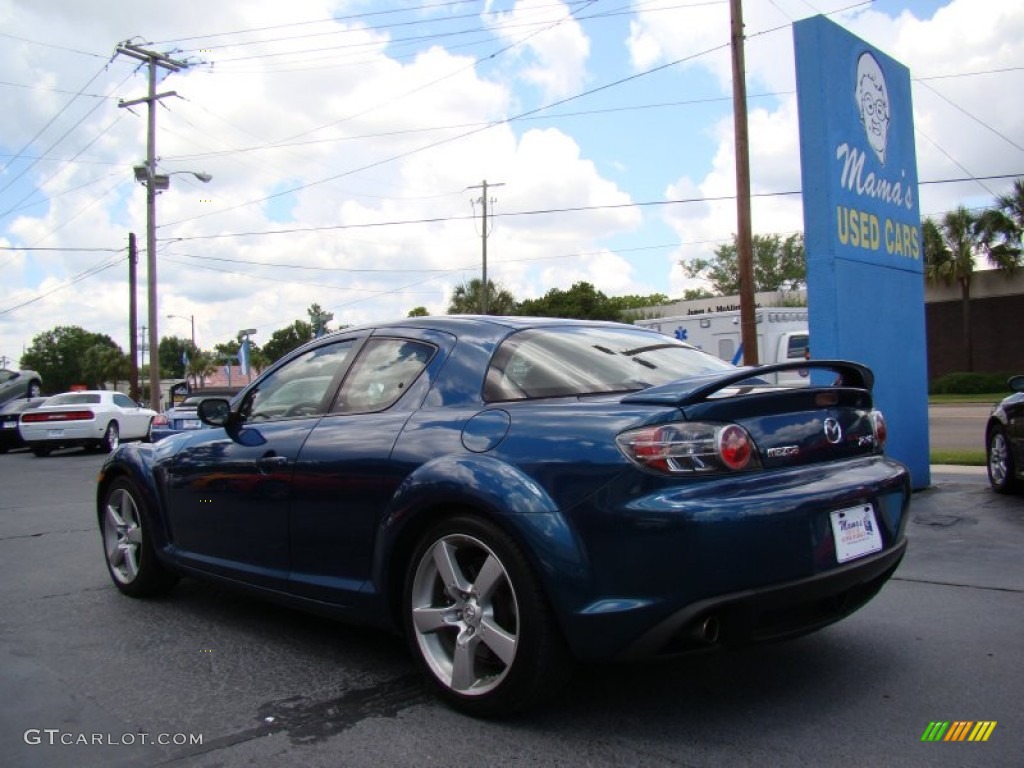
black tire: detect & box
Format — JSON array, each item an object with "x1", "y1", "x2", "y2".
[
  {"x1": 987, "y1": 426, "x2": 1020, "y2": 494},
  {"x1": 99, "y1": 477, "x2": 178, "y2": 597},
  {"x1": 101, "y1": 421, "x2": 120, "y2": 453},
  {"x1": 31, "y1": 446, "x2": 51, "y2": 457},
  {"x1": 403, "y1": 515, "x2": 574, "y2": 717}
]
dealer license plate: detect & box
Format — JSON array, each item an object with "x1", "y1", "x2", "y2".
[
  {"x1": 2, "y1": 422, "x2": 15, "y2": 429},
  {"x1": 47, "y1": 429, "x2": 64, "y2": 438},
  {"x1": 182, "y1": 419, "x2": 201, "y2": 430},
  {"x1": 830, "y1": 504, "x2": 883, "y2": 563}
]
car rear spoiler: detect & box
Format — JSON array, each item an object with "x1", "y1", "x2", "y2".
[{"x1": 621, "y1": 360, "x2": 874, "y2": 407}]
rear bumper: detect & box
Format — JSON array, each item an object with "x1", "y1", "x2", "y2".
[
  {"x1": 542, "y1": 455, "x2": 910, "y2": 660},
  {"x1": 618, "y1": 536, "x2": 906, "y2": 659},
  {"x1": 21, "y1": 423, "x2": 103, "y2": 447}
]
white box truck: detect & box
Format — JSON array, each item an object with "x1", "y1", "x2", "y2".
[{"x1": 635, "y1": 308, "x2": 810, "y2": 384}]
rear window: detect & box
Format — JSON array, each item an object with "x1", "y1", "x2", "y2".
[
  {"x1": 45, "y1": 393, "x2": 101, "y2": 405},
  {"x1": 484, "y1": 326, "x2": 733, "y2": 402}
]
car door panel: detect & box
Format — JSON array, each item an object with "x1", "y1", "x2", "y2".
[
  {"x1": 161, "y1": 339, "x2": 360, "y2": 588},
  {"x1": 286, "y1": 329, "x2": 455, "y2": 603}
]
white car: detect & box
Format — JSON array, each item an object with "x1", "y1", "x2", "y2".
[{"x1": 20, "y1": 391, "x2": 157, "y2": 457}]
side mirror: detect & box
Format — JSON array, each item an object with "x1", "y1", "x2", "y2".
[
  {"x1": 197, "y1": 398, "x2": 232, "y2": 426},
  {"x1": 1009, "y1": 375, "x2": 1024, "y2": 394}
]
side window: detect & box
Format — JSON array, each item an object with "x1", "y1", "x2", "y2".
[
  {"x1": 242, "y1": 341, "x2": 355, "y2": 422},
  {"x1": 334, "y1": 338, "x2": 434, "y2": 414},
  {"x1": 113, "y1": 394, "x2": 136, "y2": 409},
  {"x1": 787, "y1": 334, "x2": 809, "y2": 360}
]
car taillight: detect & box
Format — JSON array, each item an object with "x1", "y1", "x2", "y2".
[
  {"x1": 616, "y1": 422, "x2": 761, "y2": 474},
  {"x1": 22, "y1": 410, "x2": 94, "y2": 423},
  {"x1": 153, "y1": 414, "x2": 169, "y2": 426},
  {"x1": 871, "y1": 410, "x2": 887, "y2": 450}
]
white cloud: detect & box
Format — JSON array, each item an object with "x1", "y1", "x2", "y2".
[
  {"x1": 1, "y1": 0, "x2": 1021, "y2": 371},
  {"x1": 632, "y1": 0, "x2": 1024, "y2": 276},
  {"x1": 486, "y1": 0, "x2": 590, "y2": 101}
]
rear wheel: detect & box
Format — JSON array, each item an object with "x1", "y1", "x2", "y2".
[
  {"x1": 101, "y1": 421, "x2": 119, "y2": 452},
  {"x1": 27, "y1": 381, "x2": 42, "y2": 398},
  {"x1": 987, "y1": 426, "x2": 1020, "y2": 494},
  {"x1": 31, "y1": 446, "x2": 51, "y2": 457},
  {"x1": 100, "y1": 477, "x2": 178, "y2": 597},
  {"x1": 403, "y1": 515, "x2": 573, "y2": 717}
]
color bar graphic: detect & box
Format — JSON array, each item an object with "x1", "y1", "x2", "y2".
[{"x1": 921, "y1": 721, "x2": 996, "y2": 742}]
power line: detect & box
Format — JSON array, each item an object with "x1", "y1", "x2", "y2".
[{"x1": 0, "y1": 59, "x2": 117, "y2": 190}]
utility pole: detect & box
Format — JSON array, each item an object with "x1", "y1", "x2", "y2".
[
  {"x1": 730, "y1": 0, "x2": 758, "y2": 365},
  {"x1": 128, "y1": 232, "x2": 139, "y2": 402},
  {"x1": 468, "y1": 180, "x2": 505, "y2": 314},
  {"x1": 116, "y1": 41, "x2": 190, "y2": 411}
]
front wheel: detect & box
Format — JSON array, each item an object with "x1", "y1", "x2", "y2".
[
  {"x1": 100, "y1": 477, "x2": 178, "y2": 597},
  {"x1": 27, "y1": 381, "x2": 42, "y2": 398},
  {"x1": 987, "y1": 426, "x2": 1020, "y2": 494},
  {"x1": 403, "y1": 515, "x2": 573, "y2": 717}
]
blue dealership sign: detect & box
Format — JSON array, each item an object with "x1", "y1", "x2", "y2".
[{"x1": 794, "y1": 16, "x2": 929, "y2": 488}]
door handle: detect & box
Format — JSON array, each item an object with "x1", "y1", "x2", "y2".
[{"x1": 256, "y1": 455, "x2": 289, "y2": 474}]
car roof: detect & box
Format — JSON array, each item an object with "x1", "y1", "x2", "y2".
[{"x1": 252, "y1": 316, "x2": 669, "y2": 381}]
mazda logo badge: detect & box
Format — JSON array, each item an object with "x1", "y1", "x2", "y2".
[{"x1": 824, "y1": 418, "x2": 842, "y2": 444}]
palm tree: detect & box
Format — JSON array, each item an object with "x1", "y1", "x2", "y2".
[
  {"x1": 923, "y1": 201, "x2": 1021, "y2": 372},
  {"x1": 187, "y1": 351, "x2": 218, "y2": 389},
  {"x1": 447, "y1": 278, "x2": 517, "y2": 315},
  {"x1": 979, "y1": 178, "x2": 1024, "y2": 274}
]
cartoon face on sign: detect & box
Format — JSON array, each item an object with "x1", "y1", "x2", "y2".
[{"x1": 855, "y1": 51, "x2": 890, "y2": 165}]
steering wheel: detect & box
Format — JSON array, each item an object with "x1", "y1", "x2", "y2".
[{"x1": 283, "y1": 402, "x2": 320, "y2": 417}]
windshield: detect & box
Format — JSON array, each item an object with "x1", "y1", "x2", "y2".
[{"x1": 484, "y1": 326, "x2": 734, "y2": 401}]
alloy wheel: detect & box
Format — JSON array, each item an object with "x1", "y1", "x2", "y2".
[
  {"x1": 409, "y1": 533, "x2": 519, "y2": 697},
  {"x1": 103, "y1": 488, "x2": 143, "y2": 585}
]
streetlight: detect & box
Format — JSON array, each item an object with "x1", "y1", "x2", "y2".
[
  {"x1": 133, "y1": 165, "x2": 211, "y2": 411},
  {"x1": 167, "y1": 313, "x2": 195, "y2": 387}
]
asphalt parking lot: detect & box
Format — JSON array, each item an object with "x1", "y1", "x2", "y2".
[{"x1": 0, "y1": 449, "x2": 1021, "y2": 768}]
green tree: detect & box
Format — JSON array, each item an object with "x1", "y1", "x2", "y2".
[
  {"x1": 263, "y1": 320, "x2": 313, "y2": 364},
  {"x1": 21, "y1": 326, "x2": 121, "y2": 393},
  {"x1": 682, "y1": 287, "x2": 715, "y2": 301},
  {"x1": 979, "y1": 178, "x2": 1024, "y2": 274},
  {"x1": 516, "y1": 281, "x2": 622, "y2": 320},
  {"x1": 447, "y1": 278, "x2": 517, "y2": 315},
  {"x1": 407, "y1": 306, "x2": 429, "y2": 317},
  {"x1": 923, "y1": 206, "x2": 987, "y2": 371},
  {"x1": 307, "y1": 303, "x2": 334, "y2": 337},
  {"x1": 187, "y1": 350, "x2": 219, "y2": 388},
  {"x1": 82, "y1": 345, "x2": 130, "y2": 389},
  {"x1": 607, "y1": 293, "x2": 671, "y2": 311},
  {"x1": 682, "y1": 233, "x2": 806, "y2": 294},
  {"x1": 158, "y1": 335, "x2": 191, "y2": 379}
]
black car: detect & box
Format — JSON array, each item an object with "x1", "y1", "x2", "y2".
[
  {"x1": 0, "y1": 397, "x2": 48, "y2": 453},
  {"x1": 986, "y1": 374, "x2": 1024, "y2": 493}
]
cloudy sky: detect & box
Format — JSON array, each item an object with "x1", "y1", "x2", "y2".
[{"x1": 1, "y1": 0, "x2": 1021, "y2": 363}]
